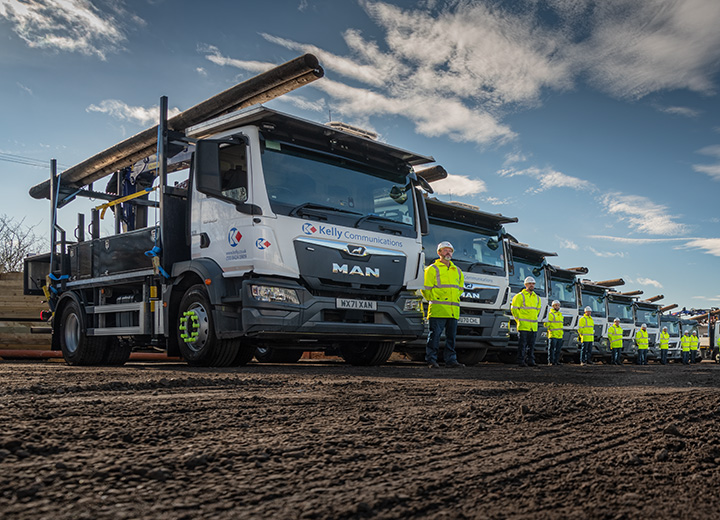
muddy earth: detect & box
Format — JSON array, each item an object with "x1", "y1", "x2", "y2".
[{"x1": 0, "y1": 358, "x2": 719, "y2": 519}]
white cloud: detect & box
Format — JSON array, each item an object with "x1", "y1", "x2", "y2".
[
  {"x1": 298, "y1": 0, "x2": 308, "y2": 11},
  {"x1": 274, "y1": 94, "x2": 326, "y2": 113},
  {"x1": 559, "y1": 238, "x2": 578, "y2": 250},
  {"x1": 680, "y1": 238, "x2": 720, "y2": 257},
  {"x1": 693, "y1": 145, "x2": 720, "y2": 181},
  {"x1": 587, "y1": 246, "x2": 625, "y2": 258},
  {"x1": 0, "y1": 0, "x2": 135, "y2": 60},
  {"x1": 598, "y1": 193, "x2": 688, "y2": 235},
  {"x1": 482, "y1": 196, "x2": 513, "y2": 206},
  {"x1": 196, "y1": 67, "x2": 207, "y2": 77},
  {"x1": 86, "y1": 100, "x2": 181, "y2": 126},
  {"x1": 199, "y1": 44, "x2": 274, "y2": 73},
  {"x1": 430, "y1": 173, "x2": 487, "y2": 196},
  {"x1": 503, "y1": 151, "x2": 528, "y2": 166},
  {"x1": 636, "y1": 277, "x2": 663, "y2": 289},
  {"x1": 16, "y1": 82, "x2": 32, "y2": 95},
  {"x1": 498, "y1": 166, "x2": 595, "y2": 193},
  {"x1": 589, "y1": 235, "x2": 692, "y2": 244},
  {"x1": 655, "y1": 105, "x2": 701, "y2": 118}
]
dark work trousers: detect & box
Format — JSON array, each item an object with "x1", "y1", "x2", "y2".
[
  {"x1": 682, "y1": 351, "x2": 689, "y2": 365},
  {"x1": 517, "y1": 330, "x2": 537, "y2": 366},
  {"x1": 548, "y1": 337, "x2": 562, "y2": 365},
  {"x1": 580, "y1": 342, "x2": 593, "y2": 364},
  {"x1": 660, "y1": 349, "x2": 668, "y2": 365},
  {"x1": 426, "y1": 317, "x2": 459, "y2": 365},
  {"x1": 611, "y1": 348, "x2": 622, "y2": 365}
]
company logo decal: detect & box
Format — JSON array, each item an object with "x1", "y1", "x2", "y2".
[
  {"x1": 256, "y1": 238, "x2": 271, "y2": 250},
  {"x1": 228, "y1": 228, "x2": 242, "y2": 247},
  {"x1": 302, "y1": 223, "x2": 318, "y2": 235}
]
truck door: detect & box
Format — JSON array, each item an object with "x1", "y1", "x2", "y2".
[{"x1": 191, "y1": 139, "x2": 257, "y2": 270}]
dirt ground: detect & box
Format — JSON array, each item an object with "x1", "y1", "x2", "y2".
[{"x1": 1, "y1": 358, "x2": 719, "y2": 520}]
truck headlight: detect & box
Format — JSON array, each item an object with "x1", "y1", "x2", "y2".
[
  {"x1": 404, "y1": 298, "x2": 422, "y2": 312},
  {"x1": 251, "y1": 285, "x2": 300, "y2": 304}
]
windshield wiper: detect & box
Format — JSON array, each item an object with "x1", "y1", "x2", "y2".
[
  {"x1": 289, "y1": 202, "x2": 361, "y2": 218},
  {"x1": 354, "y1": 213, "x2": 409, "y2": 228}
]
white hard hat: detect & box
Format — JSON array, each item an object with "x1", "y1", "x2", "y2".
[
  {"x1": 584, "y1": 306, "x2": 592, "y2": 312},
  {"x1": 524, "y1": 276, "x2": 536, "y2": 284},
  {"x1": 552, "y1": 300, "x2": 560, "y2": 306},
  {"x1": 614, "y1": 318, "x2": 620, "y2": 323},
  {"x1": 662, "y1": 327, "x2": 667, "y2": 331},
  {"x1": 437, "y1": 241, "x2": 454, "y2": 252},
  {"x1": 641, "y1": 323, "x2": 647, "y2": 329}
]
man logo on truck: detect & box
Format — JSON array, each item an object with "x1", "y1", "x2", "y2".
[
  {"x1": 332, "y1": 263, "x2": 380, "y2": 278},
  {"x1": 346, "y1": 245, "x2": 367, "y2": 257},
  {"x1": 302, "y1": 223, "x2": 318, "y2": 235},
  {"x1": 228, "y1": 228, "x2": 242, "y2": 247}
]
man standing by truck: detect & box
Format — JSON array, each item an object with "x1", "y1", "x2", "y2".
[
  {"x1": 635, "y1": 323, "x2": 649, "y2": 365},
  {"x1": 511, "y1": 276, "x2": 542, "y2": 367},
  {"x1": 578, "y1": 306, "x2": 595, "y2": 366},
  {"x1": 608, "y1": 318, "x2": 624, "y2": 365},
  {"x1": 659, "y1": 326, "x2": 670, "y2": 365},
  {"x1": 681, "y1": 330, "x2": 691, "y2": 365},
  {"x1": 690, "y1": 331, "x2": 699, "y2": 364},
  {"x1": 546, "y1": 300, "x2": 564, "y2": 365},
  {"x1": 423, "y1": 242, "x2": 465, "y2": 369}
]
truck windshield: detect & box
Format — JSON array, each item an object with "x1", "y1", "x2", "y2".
[
  {"x1": 261, "y1": 141, "x2": 415, "y2": 238},
  {"x1": 635, "y1": 307, "x2": 659, "y2": 327},
  {"x1": 549, "y1": 278, "x2": 576, "y2": 307},
  {"x1": 607, "y1": 301, "x2": 633, "y2": 323},
  {"x1": 581, "y1": 291, "x2": 607, "y2": 317},
  {"x1": 424, "y1": 221, "x2": 505, "y2": 275},
  {"x1": 509, "y1": 258, "x2": 546, "y2": 296},
  {"x1": 661, "y1": 320, "x2": 679, "y2": 336}
]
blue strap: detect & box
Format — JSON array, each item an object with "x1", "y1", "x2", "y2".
[{"x1": 145, "y1": 246, "x2": 170, "y2": 278}]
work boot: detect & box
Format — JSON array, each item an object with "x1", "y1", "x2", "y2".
[
  {"x1": 446, "y1": 362, "x2": 465, "y2": 368},
  {"x1": 428, "y1": 361, "x2": 440, "y2": 369}
]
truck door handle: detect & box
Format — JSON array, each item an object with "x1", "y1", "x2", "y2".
[{"x1": 199, "y1": 233, "x2": 210, "y2": 248}]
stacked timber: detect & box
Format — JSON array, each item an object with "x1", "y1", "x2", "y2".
[{"x1": 0, "y1": 272, "x2": 51, "y2": 352}]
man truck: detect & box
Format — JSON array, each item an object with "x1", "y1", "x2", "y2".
[{"x1": 24, "y1": 55, "x2": 438, "y2": 367}]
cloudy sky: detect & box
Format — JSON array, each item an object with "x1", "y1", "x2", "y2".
[{"x1": 1, "y1": 0, "x2": 719, "y2": 310}]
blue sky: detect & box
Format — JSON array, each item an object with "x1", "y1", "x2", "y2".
[{"x1": 1, "y1": 0, "x2": 718, "y2": 310}]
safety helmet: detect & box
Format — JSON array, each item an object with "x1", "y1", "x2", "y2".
[
  {"x1": 641, "y1": 323, "x2": 647, "y2": 329},
  {"x1": 437, "y1": 241, "x2": 454, "y2": 252},
  {"x1": 584, "y1": 306, "x2": 592, "y2": 312},
  {"x1": 551, "y1": 300, "x2": 560, "y2": 307},
  {"x1": 613, "y1": 318, "x2": 620, "y2": 323},
  {"x1": 662, "y1": 327, "x2": 667, "y2": 331},
  {"x1": 524, "y1": 276, "x2": 536, "y2": 284}
]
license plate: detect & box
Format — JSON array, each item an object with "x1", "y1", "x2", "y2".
[
  {"x1": 336, "y1": 298, "x2": 377, "y2": 310},
  {"x1": 458, "y1": 316, "x2": 481, "y2": 325}
]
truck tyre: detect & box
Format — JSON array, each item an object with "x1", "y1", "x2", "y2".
[
  {"x1": 456, "y1": 348, "x2": 487, "y2": 366},
  {"x1": 340, "y1": 341, "x2": 394, "y2": 366},
  {"x1": 229, "y1": 340, "x2": 256, "y2": 366},
  {"x1": 254, "y1": 347, "x2": 303, "y2": 363},
  {"x1": 103, "y1": 338, "x2": 132, "y2": 366},
  {"x1": 177, "y1": 284, "x2": 239, "y2": 367},
  {"x1": 58, "y1": 299, "x2": 107, "y2": 366}
]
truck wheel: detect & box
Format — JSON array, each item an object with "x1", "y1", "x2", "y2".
[
  {"x1": 58, "y1": 299, "x2": 107, "y2": 366},
  {"x1": 254, "y1": 347, "x2": 303, "y2": 363},
  {"x1": 103, "y1": 338, "x2": 132, "y2": 366},
  {"x1": 177, "y1": 284, "x2": 239, "y2": 367},
  {"x1": 456, "y1": 348, "x2": 487, "y2": 366},
  {"x1": 229, "y1": 340, "x2": 256, "y2": 366},
  {"x1": 339, "y1": 341, "x2": 394, "y2": 366}
]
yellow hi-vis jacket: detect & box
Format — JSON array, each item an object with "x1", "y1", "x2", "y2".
[
  {"x1": 659, "y1": 331, "x2": 670, "y2": 350},
  {"x1": 511, "y1": 289, "x2": 542, "y2": 332},
  {"x1": 635, "y1": 328, "x2": 649, "y2": 350},
  {"x1": 422, "y1": 259, "x2": 464, "y2": 319},
  {"x1": 681, "y1": 334, "x2": 691, "y2": 352},
  {"x1": 607, "y1": 324, "x2": 624, "y2": 349},
  {"x1": 545, "y1": 308, "x2": 564, "y2": 339},
  {"x1": 578, "y1": 314, "x2": 594, "y2": 343},
  {"x1": 689, "y1": 335, "x2": 699, "y2": 351}
]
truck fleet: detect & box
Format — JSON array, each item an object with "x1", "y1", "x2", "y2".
[{"x1": 22, "y1": 54, "x2": 715, "y2": 367}]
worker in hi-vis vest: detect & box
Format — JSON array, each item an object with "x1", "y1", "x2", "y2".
[
  {"x1": 511, "y1": 276, "x2": 542, "y2": 367},
  {"x1": 422, "y1": 241, "x2": 465, "y2": 369},
  {"x1": 635, "y1": 323, "x2": 649, "y2": 365},
  {"x1": 545, "y1": 300, "x2": 563, "y2": 366},
  {"x1": 690, "y1": 331, "x2": 699, "y2": 364},
  {"x1": 607, "y1": 318, "x2": 624, "y2": 366},
  {"x1": 577, "y1": 306, "x2": 595, "y2": 366},
  {"x1": 680, "y1": 330, "x2": 691, "y2": 365},
  {"x1": 658, "y1": 326, "x2": 670, "y2": 365}
]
